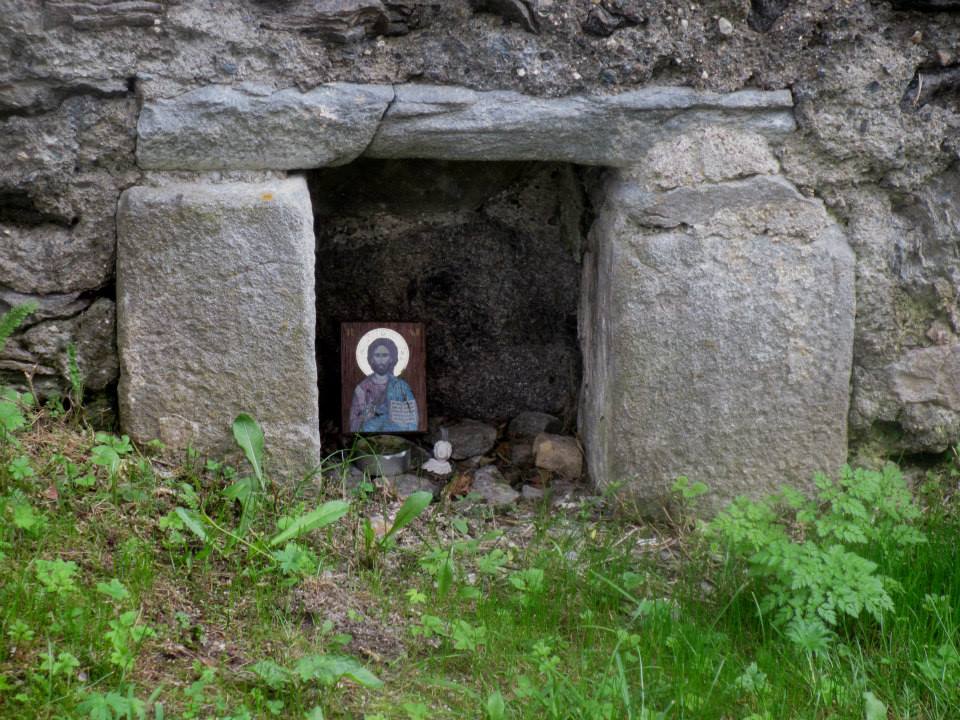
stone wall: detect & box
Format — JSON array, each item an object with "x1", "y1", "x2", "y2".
[{"x1": 3, "y1": 0, "x2": 960, "y2": 499}]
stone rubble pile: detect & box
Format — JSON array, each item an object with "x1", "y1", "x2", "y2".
[{"x1": 343, "y1": 411, "x2": 586, "y2": 512}]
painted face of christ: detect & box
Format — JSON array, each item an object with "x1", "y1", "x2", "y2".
[{"x1": 368, "y1": 339, "x2": 398, "y2": 377}]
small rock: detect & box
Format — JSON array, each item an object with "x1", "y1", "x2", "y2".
[
  {"x1": 582, "y1": 6, "x2": 620, "y2": 36},
  {"x1": 937, "y1": 49, "x2": 953, "y2": 66},
  {"x1": 533, "y1": 433, "x2": 583, "y2": 479},
  {"x1": 521, "y1": 484, "x2": 545, "y2": 501},
  {"x1": 502, "y1": 467, "x2": 523, "y2": 486},
  {"x1": 927, "y1": 320, "x2": 953, "y2": 345},
  {"x1": 911, "y1": 30, "x2": 923, "y2": 44},
  {"x1": 472, "y1": 465, "x2": 520, "y2": 507},
  {"x1": 365, "y1": 514, "x2": 391, "y2": 538},
  {"x1": 509, "y1": 441, "x2": 534, "y2": 467},
  {"x1": 341, "y1": 466, "x2": 366, "y2": 492},
  {"x1": 582, "y1": 3, "x2": 643, "y2": 36},
  {"x1": 508, "y1": 411, "x2": 562, "y2": 439},
  {"x1": 390, "y1": 473, "x2": 438, "y2": 499},
  {"x1": 459, "y1": 454, "x2": 495, "y2": 470},
  {"x1": 717, "y1": 17, "x2": 733, "y2": 36},
  {"x1": 436, "y1": 420, "x2": 498, "y2": 460}
]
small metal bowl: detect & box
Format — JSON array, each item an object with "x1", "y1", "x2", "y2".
[{"x1": 354, "y1": 437, "x2": 412, "y2": 477}]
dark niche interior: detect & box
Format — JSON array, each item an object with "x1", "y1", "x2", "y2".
[{"x1": 309, "y1": 159, "x2": 591, "y2": 434}]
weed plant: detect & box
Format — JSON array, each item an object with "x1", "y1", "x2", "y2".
[{"x1": 2, "y1": 299, "x2": 960, "y2": 718}]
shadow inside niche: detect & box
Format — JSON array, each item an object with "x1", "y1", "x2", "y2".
[{"x1": 308, "y1": 158, "x2": 593, "y2": 432}]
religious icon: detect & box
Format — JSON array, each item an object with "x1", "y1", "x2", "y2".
[{"x1": 341, "y1": 322, "x2": 427, "y2": 433}]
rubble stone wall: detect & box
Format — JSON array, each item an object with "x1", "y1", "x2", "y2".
[{"x1": 4, "y1": 0, "x2": 960, "y2": 498}]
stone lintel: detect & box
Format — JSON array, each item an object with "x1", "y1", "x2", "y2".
[
  {"x1": 137, "y1": 83, "x2": 395, "y2": 171},
  {"x1": 136, "y1": 83, "x2": 796, "y2": 171},
  {"x1": 116, "y1": 176, "x2": 321, "y2": 476},
  {"x1": 367, "y1": 84, "x2": 794, "y2": 165}
]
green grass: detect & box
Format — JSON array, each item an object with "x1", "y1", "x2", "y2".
[{"x1": 2, "y1": 402, "x2": 960, "y2": 718}]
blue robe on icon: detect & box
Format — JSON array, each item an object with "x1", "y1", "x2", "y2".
[{"x1": 349, "y1": 373, "x2": 418, "y2": 432}]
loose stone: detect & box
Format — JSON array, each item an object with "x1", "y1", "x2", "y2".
[
  {"x1": 471, "y1": 465, "x2": 520, "y2": 507},
  {"x1": 521, "y1": 484, "x2": 545, "y2": 501},
  {"x1": 435, "y1": 420, "x2": 498, "y2": 460},
  {"x1": 508, "y1": 411, "x2": 561, "y2": 439},
  {"x1": 509, "y1": 442, "x2": 534, "y2": 467},
  {"x1": 533, "y1": 433, "x2": 583, "y2": 479},
  {"x1": 390, "y1": 473, "x2": 439, "y2": 500}
]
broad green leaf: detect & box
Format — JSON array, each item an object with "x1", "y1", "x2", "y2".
[
  {"x1": 0, "y1": 401, "x2": 24, "y2": 433},
  {"x1": 383, "y1": 490, "x2": 432, "y2": 543},
  {"x1": 864, "y1": 691, "x2": 887, "y2": 720},
  {"x1": 485, "y1": 690, "x2": 506, "y2": 720},
  {"x1": 452, "y1": 518, "x2": 469, "y2": 535},
  {"x1": 437, "y1": 550, "x2": 454, "y2": 599},
  {"x1": 223, "y1": 475, "x2": 258, "y2": 504},
  {"x1": 293, "y1": 654, "x2": 383, "y2": 688},
  {"x1": 223, "y1": 475, "x2": 260, "y2": 544},
  {"x1": 251, "y1": 659, "x2": 292, "y2": 689},
  {"x1": 12, "y1": 502, "x2": 44, "y2": 532},
  {"x1": 175, "y1": 507, "x2": 209, "y2": 543},
  {"x1": 269, "y1": 500, "x2": 349, "y2": 547},
  {"x1": 96, "y1": 578, "x2": 131, "y2": 602},
  {"x1": 232, "y1": 413, "x2": 265, "y2": 486},
  {"x1": 91, "y1": 445, "x2": 121, "y2": 475},
  {"x1": 77, "y1": 693, "x2": 113, "y2": 720}
]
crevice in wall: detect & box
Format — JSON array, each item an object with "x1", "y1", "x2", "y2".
[
  {"x1": 901, "y1": 64, "x2": 960, "y2": 112},
  {"x1": 0, "y1": 82, "x2": 135, "y2": 121},
  {"x1": 748, "y1": 0, "x2": 792, "y2": 33},
  {"x1": 0, "y1": 189, "x2": 76, "y2": 227}
]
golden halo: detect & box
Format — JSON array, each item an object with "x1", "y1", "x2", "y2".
[{"x1": 356, "y1": 328, "x2": 410, "y2": 377}]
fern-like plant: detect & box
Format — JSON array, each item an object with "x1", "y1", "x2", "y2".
[
  {"x1": 0, "y1": 301, "x2": 37, "y2": 353},
  {"x1": 709, "y1": 464, "x2": 925, "y2": 641}
]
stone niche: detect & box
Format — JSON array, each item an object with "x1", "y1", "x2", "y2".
[
  {"x1": 118, "y1": 82, "x2": 855, "y2": 512},
  {"x1": 310, "y1": 159, "x2": 587, "y2": 429}
]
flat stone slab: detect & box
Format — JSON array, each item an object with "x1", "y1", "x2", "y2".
[
  {"x1": 367, "y1": 84, "x2": 795, "y2": 166},
  {"x1": 137, "y1": 83, "x2": 395, "y2": 171},
  {"x1": 136, "y1": 83, "x2": 794, "y2": 171},
  {"x1": 116, "y1": 176, "x2": 321, "y2": 475},
  {"x1": 580, "y1": 163, "x2": 854, "y2": 514}
]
